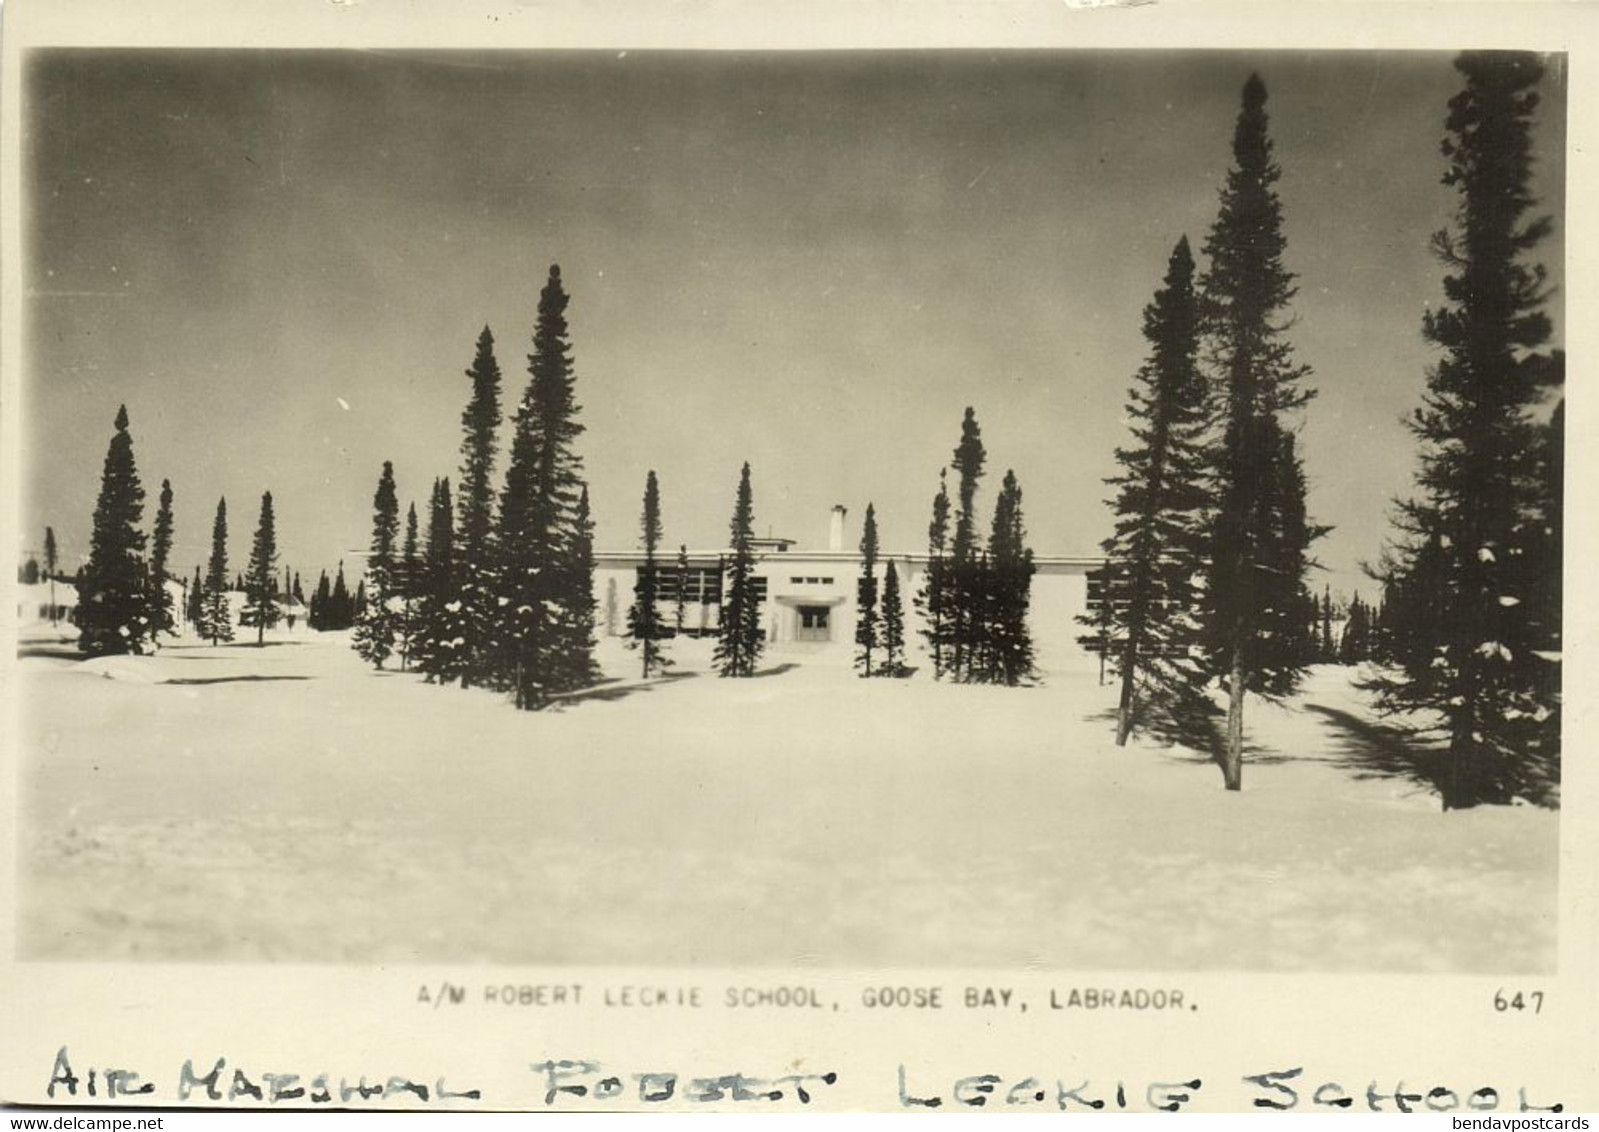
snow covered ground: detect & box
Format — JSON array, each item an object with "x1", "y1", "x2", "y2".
[{"x1": 12, "y1": 627, "x2": 1556, "y2": 971}]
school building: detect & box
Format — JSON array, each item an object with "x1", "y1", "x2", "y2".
[{"x1": 593, "y1": 505, "x2": 1106, "y2": 673}]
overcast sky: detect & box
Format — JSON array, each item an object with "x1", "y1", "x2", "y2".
[{"x1": 24, "y1": 49, "x2": 1565, "y2": 599}]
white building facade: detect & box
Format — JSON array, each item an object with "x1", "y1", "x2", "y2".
[{"x1": 594, "y1": 506, "x2": 1105, "y2": 674}]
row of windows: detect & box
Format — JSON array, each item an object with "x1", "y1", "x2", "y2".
[
  {"x1": 789, "y1": 576, "x2": 836, "y2": 586},
  {"x1": 640, "y1": 567, "x2": 768, "y2": 604}
]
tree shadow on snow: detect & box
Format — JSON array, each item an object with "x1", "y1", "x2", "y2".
[
  {"x1": 1299, "y1": 702, "x2": 1448, "y2": 796},
  {"x1": 17, "y1": 642, "x2": 82, "y2": 660},
  {"x1": 1101, "y1": 685, "x2": 1282, "y2": 769},
  {"x1": 551, "y1": 671, "x2": 700, "y2": 707},
  {"x1": 750, "y1": 662, "x2": 800, "y2": 678},
  {"x1": 162, "y1": 675, "x2": 314, "y2": 686}
]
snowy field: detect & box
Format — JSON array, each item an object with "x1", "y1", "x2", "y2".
[{"x1": 13, "y1": 626, "x2": 1556, "y2": 972}]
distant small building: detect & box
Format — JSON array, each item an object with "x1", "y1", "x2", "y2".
[
  {"x1": 15, "y1": 579, "x2": 77, "y2": 627},
  {"x1": 594, "y1": 506, "x2": 1105, "y2": 672}
]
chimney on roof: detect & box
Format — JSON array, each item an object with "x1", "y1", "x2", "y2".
[{"x1": 829, "y1": 504, "x2": 848, "y2": 552}]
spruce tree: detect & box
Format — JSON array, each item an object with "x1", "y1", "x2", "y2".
[
  {"x1": 855, "y1": 502, "x2": 880, "y2": 677},
  {"x1": 948, "y1": 408, "x2": 987, "y2": 681},
  {"x1": 240, "y1": 491, "x2": 280, "y2": 646},
  {"x1": 1319, "y1": 586, "x2": 1335, "y2": 662},
  {"x1": 1196, "y1": 74, "x2": 1319, "y2": 791},
  {"x1": 715, "y1": 462, "x2": 764, "y2": 677},
  {"x1": 397, "y1": 502, "x2": 420, "y2": 671},
  {"x1": 353, "y1": 462, "x2": 400, "y2": 669},
  {"x1": 44, "y1": 526, "x2": 59, "y2": 625},
  {"x1": 147, "y1": 478, "x2": 176, "y2": 639},
  {"x1": 496, "y1": 266, "x2": 595, "y2": 708},
  {"x1": 454, "y1": 326, "x2": 503, "y2": 689},
  {"x1": 198, "y1": 497, "x2": 234, "y2": 646},
  {"x1": 330, "y1": 561, "x2": 352, "y2": 630},
  {"x1": 880, "y1": 559, "x2": 907, "y2": 676},
  {"x1": 674, "y1": 544, "x2": 689, "y2": 637},
  {"x1": 627, "y1": 470, "x2": 667, "y2": 677},
  {"x1": 1372, "y1": 53, "x2": 1560, "y2": 809},
  {"x1": 1086, "y1": 237, "x2": 1210, "y2": 743},
  {"x1": 915, "y1": 470, "x2": 952, "y2": 678},
  {"x1": 558, "y1": 484, "x2": 601, "y2": 688},
  {"x1": 76, "y1": 406, "x2": 152, "y2": 656},
  {"x1": 418, "y1": 478, "x2": 458, "y2": 681},
  {"x1": 188, "y1": 564, "x2": 203, "y2": 628},
  {"x1": 311, "y1": 570, "x2": 330, "y2": 630},
  {"x1": 987, "y1": 470, "x2": 1037, "y2": 686},
  {"x1": 1340, "y1": 593, "x2": 1373, "y2": 664}
]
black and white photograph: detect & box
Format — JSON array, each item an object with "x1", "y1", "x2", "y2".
[{"x1": 1, "y1": 0, "x2": 1593, "y2": 1114}]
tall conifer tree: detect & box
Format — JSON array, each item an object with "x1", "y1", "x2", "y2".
[
  {"x1": 1372, "y1": 53, "x2": 1560, "y2": 808},
  {"x1": 674, "y1": 544, "x2": 689, "y2": 637},
  {"x1": 396, "y1": 502, "x2": 420, "y2": 670},
  {"x1": 1197, "y1": 74, "x2": 1319, "y2": 791},
  {"x1": 715, "y1": 462, "x2": 764, "y2": 677},
  {"x1": 855, "y1": 503, "x2": 880, "y2": 677},
  {"x1": 948, "y1": 409, "x2": 987, "y2": 681},
  {"x1": 418, "y1": 478, "x2": 458, "y2": 681},
  {"x1": 148, "y1": 479, "x2": 176, "y2": 639},
  {"x1": 497, "y1": 266, "x2": 594, "y2": 708},
  {"x1": 1089, "y1": 237, "x2": 1210, "y2": 743},
  {"x1": 44, "y1": 526, "x2": 59, "y2": 625},
  {"x1": 454, "y1": 326, "x2": 503, "y2": 689},
  {"x1": 198, "y1": 497, "x2": 233, "y2": 646},
  {"x1": 881, "y1": 559, "x2": 907, "y2": 676},
  {"x1": 330, "y1": 561, "x2": 352, "y2": 630},
  {"x1": 353, "y1": 462, "x2": 400, "y2": 669},
  {"x1": 627, "y1": 470, "x2": 668, "y2": 677},
  {"x1": 987, "y1": 470, "x2": 1037, "y2": 686},
  {"x1": 240, "y1": 491, "x2": 280, "y2": 646},
  {"x1": 916, "y1": 471, "x2": 952, "y2": 678},
  {"x1": 76, "y1": 406, "x2": 152, "y2": 656}
]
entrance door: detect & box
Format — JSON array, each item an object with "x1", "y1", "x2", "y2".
[{"x1": 796, "y1": 605, "x2": 831, "y2": 642}]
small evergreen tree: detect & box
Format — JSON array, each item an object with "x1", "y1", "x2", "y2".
[
  {"x1": 353, "y1": 462, "x2": 400, "y2": 669},
  {"x1": 44, "y1": 526, "x2": 59, "y2": 625},
  {"x1": 715, "y1": 462, "x2": 764, "y2": 677},
  {"x1": 1319, "y1": 586, "x2": 1335, "y2": 662},
  {"x1": 76, "y1": 406, "x2": 152, "y2": 656},
  {"x1": 198, "y1": 497, "x2": 234, "y2": 646},
  {"x1": 855, "y1": 502, "x2": 880, "y2": 677},
  {"x1": 674, "y1": 544, "x2": 689, "y2": 637},
  {"x1": 626, "y1": 470, "x2": 668, "y2": 677},
  {"x1": 147, "y1": 478, "x2": 176, "y2": 639},
  {"x1": 239, "y1": 491, "x2": 280, "y2": 646},
  {"x1": 880, "y1": 559, "x2": 907, "y2": 676}
]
